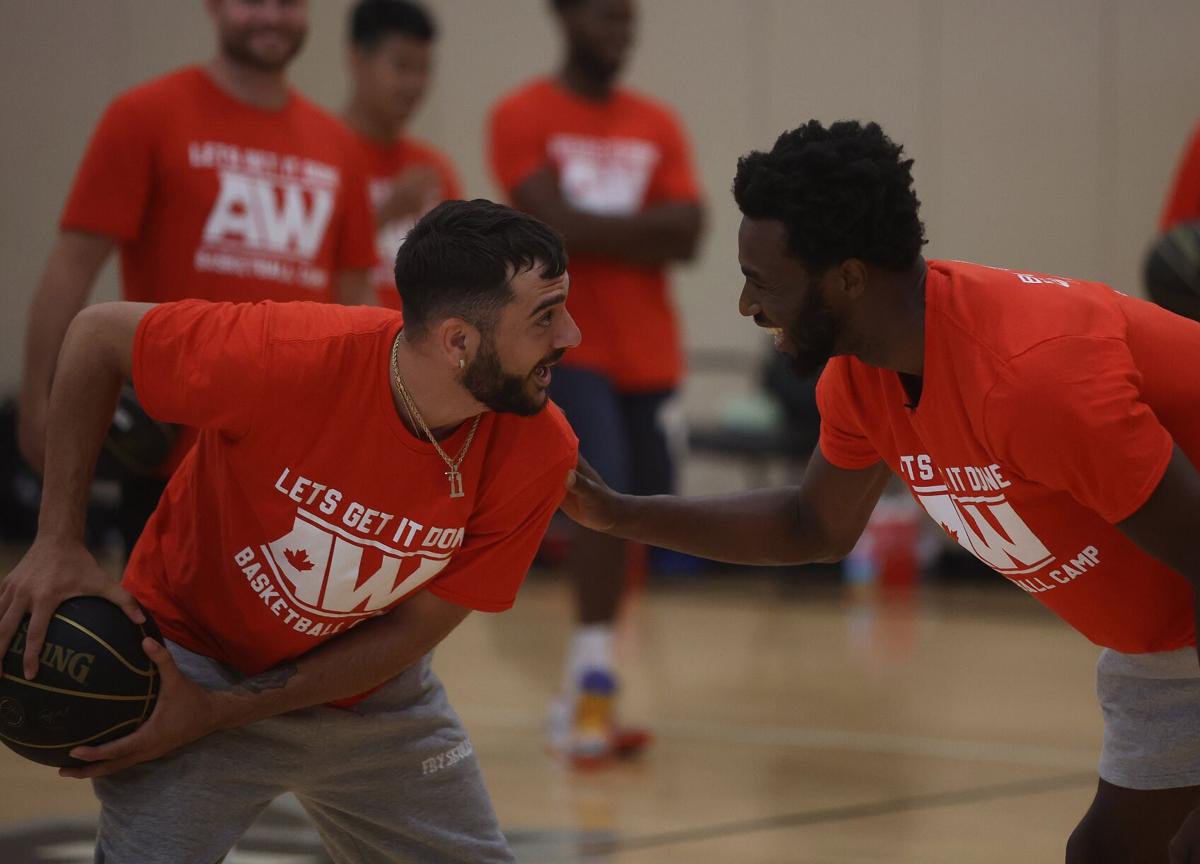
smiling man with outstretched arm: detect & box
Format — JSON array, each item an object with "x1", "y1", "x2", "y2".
[{"x1": 562, "y1": 120, "x2": 1200, "y2": 863}]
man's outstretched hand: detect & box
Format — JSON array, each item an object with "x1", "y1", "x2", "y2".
[
  {"x1": 59, "y1": 638, "x2": 223, "y2": 779},
  {"x1": 560, "y1": 457, "x2": 622, "y2": 533}
]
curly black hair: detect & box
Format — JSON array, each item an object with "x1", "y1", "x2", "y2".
[{"x1": 733, "y1": 120, "x2": 927, "y2": 272}]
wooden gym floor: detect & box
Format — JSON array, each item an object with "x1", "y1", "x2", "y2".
[{"x1": 0, "y1": 547, "x2": 1100, "y2": 863}]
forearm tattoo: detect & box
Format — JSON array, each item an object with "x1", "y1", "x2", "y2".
[{"x1": 236, "y1": 663, "x2": 298, "y2": 695}]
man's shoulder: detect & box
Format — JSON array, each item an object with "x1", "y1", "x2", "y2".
[
  {"x1": 491, "y1": 77, "x2": 557, "y2": 117},
  {"x1": 288, "y1": 93, "x2": 359, "y2": 143},
  {"x1": 612, "y1": 85, "x2": 687, "y2": 130},
  {"x1": 930, "y1": 259, "x2": 1127, "y2": 362},
  {"x1": 264, "y1": 302, "x2": 399, "y2": 347},
  {"x1": 817, "y1": 355, "x2": 885, "y2": 404},
  {"x1": 494, "y1": 401, "x2": 577, "y2": 455},
  {"x1": 487, "y1": 402, "x2": 578, "y2": 486},
  {"x1": 401, "y1": 136, "x2": 457, "y2": 172},
  {"x1": 108, "y1": 65, "x2": 206, "y2": 113}
]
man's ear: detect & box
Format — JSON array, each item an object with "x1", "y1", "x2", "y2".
[
  {"x1": 838, "y1": 259, "x2": 869, "y2": 301},
  {"x1": 434, "y1": 317, "x2": 477, "y2": 370}
]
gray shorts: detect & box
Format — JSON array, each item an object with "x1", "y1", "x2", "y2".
[
  {"x1": 93, "y1": 641, "x2": 513, "y2": 864},
  {"x1": 1097, "y1": 646, "x2": 1200, "y2": 790}
]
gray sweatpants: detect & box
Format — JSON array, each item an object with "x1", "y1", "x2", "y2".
[{"x1": 93, "y1": 642, "x2": 513, "y2": 864}]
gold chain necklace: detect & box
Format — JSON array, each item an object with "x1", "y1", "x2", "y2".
[{"x1": 390, "y1": 332, "x2": 480, "y2": 498}]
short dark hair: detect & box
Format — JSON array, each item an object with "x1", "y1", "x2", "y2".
[
  {"x1": 350, "y1": 0, "x2": 436, "y2": 49},
  {"x1": 733, "y1": 120, "x2": 927, "y2": 273},
  {"x1": 394, "y1": 200, "x2": 567, "y2": 336}
]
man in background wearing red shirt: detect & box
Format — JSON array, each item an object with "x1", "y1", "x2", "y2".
[
  {"x1": 18, "y1": 0, "x2": 376, "y2": 555},
  {"x1": 342, "y1": 0, "x2": 464, "y2": 309},
  {"x1": 1159, "y1": 122, "x2": 1200, "y2": 233},
  {"x1": 489, "y1": 0, "x2": 704, "y2": 765},
  {"x1": 2, "y1": 200, "x2": 580, "y2": 863},
  {"x1": 563, "y1": 120, "x2": 1200, "y2": 860},
  {"x1": 1145, "y1": 124, "x2": 1200, "y2": 322}
]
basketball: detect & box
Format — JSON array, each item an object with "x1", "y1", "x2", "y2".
[{"x1": 0, "y1": 597, "x2": 161, "y2": 767}]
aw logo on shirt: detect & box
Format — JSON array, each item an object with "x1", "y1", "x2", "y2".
[
  {"x1": 900, "y1": 454, "x2": 1054, "y2": 577},
  {"x1": 548, "y1": 134, "x2": 659, "y2": 216},
  {"x1": 189, "y1": 141, "x2": 337, "y2": 289},
  {"x1": 205, "y1": 171, "x2": 334, "y2": 258},
  {"x1": 262, "y1": 510, "x2": 452, "y2": 617}
]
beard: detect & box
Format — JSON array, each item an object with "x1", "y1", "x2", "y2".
[
  {"x1": 219, "y1": 26, "x2": 307, "y2": 73},
  {"x1": 784, "y1": 282, "x2": 841, "y2": 378},
  {"x1": 462, "y1": 340, "x2": 562, "y2": 417}
]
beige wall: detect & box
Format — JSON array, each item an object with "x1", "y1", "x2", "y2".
[{"x1": 3, "y1": 0, "x2": 1200, "y2": 420}]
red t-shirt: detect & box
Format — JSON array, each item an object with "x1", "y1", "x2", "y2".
[
  {"x1": 817, "y1": 259, "x2": 1200, "y2": 653},
  {"x1": 62, "y1": 66, "x2": 377, "y2": 304},
  {"x1": 126, "y1": 301, "x2": 577, "y2": 694},
  {"x1": 489, "y1": 78, "x2": 701, "y2": 391},
  {"x1": 352, "y1": 132, "x2": 463, "y2": 309},
  {"x1": 1160, "y1": 122, "x2": 1200, "y2": 232}
]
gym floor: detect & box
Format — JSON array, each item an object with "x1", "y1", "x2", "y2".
[{"x1": 0, "y1": 548, "x2": 1100, "y2": 863}]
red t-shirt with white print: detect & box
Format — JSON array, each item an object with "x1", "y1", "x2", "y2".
[
  {"x1": 817, "y1": 259, "x2": 1200, "y2": 653},
  {"x1": 61, "y1": 66, "x2": 377, "y2": 304},
  {"x1": 489, "y1": 77, "x2": 701, "y2": 391},
  {"x1": 126, "y1": 301, "x2": 577, "y2": 701}
]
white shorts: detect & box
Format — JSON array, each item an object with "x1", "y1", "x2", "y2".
[{"x1": 1097, "y1": 646, "x2": 1200, "y2": 790}]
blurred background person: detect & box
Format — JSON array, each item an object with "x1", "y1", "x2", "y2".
[
  {"x1": 17, "y1": 0, "x2": 376, "y2": 557},
  {"x1": 1145, "y1": 121, "x2": 1200, "y2": 322},
  {"x1": 488, "y1": 0, "x2": 704, "y2": 766},
  {"x1": 342, "y1": 0, "x2": 463, "y2": 309},
  {"x1": 1157, "y1": 121, "x2": 1200, "y2": 234}
]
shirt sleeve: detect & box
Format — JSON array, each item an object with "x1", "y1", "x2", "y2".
[
  {"x1": 982, "y1": 337, "x2": 1174, "y2": 524},
  {"x1": 815, "y1": 362, "x2": 882, "y2": 469},
  {"x1": 132, "y1": 300, "x2": 271, "y2": 437},
  {"x1": 645, "y1": 107, "x2": 701, "y2": 205},
  {"x1": 332, "y1": 149, "x2": 379, "y2": 273},
  {"x1": 488, "y1": 97, "x2": 548, "y2": 195},
  {"x1": 427, "y1": 452, "x2": 574, "y2": 612},
  {"x1": 60, "y1": 94, "x2": 155, "y2": 241},
  {"x1": 1160, "y1": 123, "x2": 1200, "y2": 232}
]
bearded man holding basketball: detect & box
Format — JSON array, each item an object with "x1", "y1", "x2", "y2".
[
  {"x1": 562, "y1": 120, "x2": 1200, "y2": 863},
  {"x1": 0, "y1": 199, "x2": 580, "y2": 863}
]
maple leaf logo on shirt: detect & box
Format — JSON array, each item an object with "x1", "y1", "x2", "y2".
[
  {"x1": 285, "y1": 548, "x2": 314, "y2": 572},
  {"x1": 939, "y1": 522, "x2": 959, "y2": 544}
]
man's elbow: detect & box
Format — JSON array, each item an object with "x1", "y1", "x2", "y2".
[
  {"x1": 66, "y1": 301, "x2": 149, "y2": 377},
  {"x1": 786, "y1": 520, "x2": 859, "y2": 566}
]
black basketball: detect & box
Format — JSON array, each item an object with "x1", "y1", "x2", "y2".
[
  {"x1": 0, "y1": 596, "x2": 161, "y2": 767},
  {"x1": 1144, "y1": 221, "x2": 1200, "y2": 322}
]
